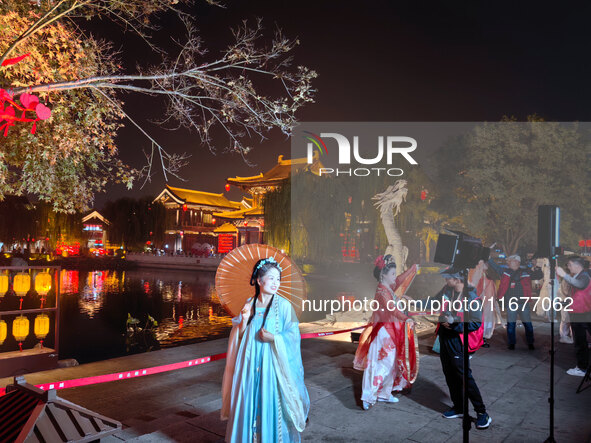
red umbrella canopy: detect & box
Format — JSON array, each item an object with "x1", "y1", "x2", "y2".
[{"x1": 215, "y1": 244, "x2": 307, "y2": 317}]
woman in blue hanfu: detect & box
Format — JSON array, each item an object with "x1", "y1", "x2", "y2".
[{"x1": 221, "y1": 257, "x2": 310, "y2": 443}]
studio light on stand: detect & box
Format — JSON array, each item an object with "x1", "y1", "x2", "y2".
[
  {"x1": 434, "y1": 230, "x2": 490, "y2": 443},
  {"x1": 538, "y1": 205, "x2": 560, "y2": 443}
]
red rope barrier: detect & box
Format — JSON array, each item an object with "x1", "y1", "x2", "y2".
[{"x1": 0, "y1": 325, "x2": 368, "y2": 397}]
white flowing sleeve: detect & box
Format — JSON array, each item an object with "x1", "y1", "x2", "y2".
[
  {"x1": 220, "y1": 313, "x2": 242, "y2": 421},
  {"x1": 271, "y1": 300, "x2": 310, "y2": 432}
]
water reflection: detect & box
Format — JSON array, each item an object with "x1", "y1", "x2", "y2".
[{"x1": 59, "y1": 268, "x2": 232, "y2": 364}]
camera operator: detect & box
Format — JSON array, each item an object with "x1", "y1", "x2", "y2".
[
  {"x1": 488, "y1": 255, "x2": 543, "y2": 350},
  {"x1": 423, "y1": 267, "x2": 491, "y2": 429},
  {"x1": 556, "y1": 256, "x2": 591, "y2": 377}
]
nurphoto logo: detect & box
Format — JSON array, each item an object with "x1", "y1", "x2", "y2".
[{"x1": 304, "y1": 131, "x2": 419, "y2": 176}]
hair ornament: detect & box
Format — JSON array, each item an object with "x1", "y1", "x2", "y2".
[
  {"x1": 374, "y1": 254, "x2": 395, "y2": 271},
  {"x1": 255, "y1": 256, "x2": 283, "y2": 273}
]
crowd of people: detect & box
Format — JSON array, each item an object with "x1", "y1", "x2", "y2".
[{"x1": 219, "y1": 250, "x2": 591, "y2": 441}]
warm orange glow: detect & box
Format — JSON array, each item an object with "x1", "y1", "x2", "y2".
[
  {"x1": 34, "y1": 314, "x2": 50, "y2": 340},
  {"x1": 35, "y1": 272, "x2": 52, "y2": 295},
  {"x1": 13, "y1": 273, "x2": 31, "y2": 296},
  {"x1": 12, "y1": 315, "x2": 29, "y2": 342},
  {"x1": 0, "y1": 275, "x2": 8, "y2": 297},
  {"x1": 0, "y1": 319, "x2": 6, "y2": 345}
]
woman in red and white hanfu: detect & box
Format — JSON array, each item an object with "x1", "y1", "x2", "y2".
[
  {"x1": 469, "y1": 260, "x2": 502, "y2": 345},
  {"x1": 353, "y1": 255, "x2": 419, "y2": 410}
]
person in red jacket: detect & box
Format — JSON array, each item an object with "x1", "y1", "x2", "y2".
[
  {"x1": 488, "y1": 255, "x2": 543, "y2": 350},
  {"x1": 557, "y1": 256, "x2": 591, "y2": 377}
]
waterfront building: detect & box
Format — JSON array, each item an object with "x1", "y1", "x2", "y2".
[
  {"x1": 153, "y1": 185, "x2": 243, "y2": 253},
  {"x1": 215, "y1": 154, "x2": 324, "y2": 247},
  {"x1": 82, "y1": 210, "x2": 110, "y2": 253},
  {"x1": 153, "y1": 155, "x2": 323, "y2": 254}
]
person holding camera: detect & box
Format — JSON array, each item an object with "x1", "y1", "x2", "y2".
[
  {"x1": 556, "y1": 256, "x2": 591, "y2": 377},
  {"x1": 422, "y1": 267, "x2": 491, "y2": 429},
  {"x1": 488, "y1": 255, "x2": 543, "y2": 350}
]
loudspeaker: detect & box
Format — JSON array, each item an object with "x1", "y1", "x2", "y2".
[{"x1": 537, "y1": 205, "x2": 560, "y2": 258}]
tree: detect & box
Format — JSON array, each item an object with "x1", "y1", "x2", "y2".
[
  {"x1": 0, "y1": 198, "x2": 82, "y2": 249},
  {"x1": 433, "y1": 118, "x2": 591, "y2": 254},
  {"x1": 103, "y1": 197, "x2": 165, "y2": 249},
  {"x1": 0, "y1": 0, "x2": 316, "y2": 212},
  {"x1": 266, "y1": 167, "x2": 443, "y2": 265},
  {"x1": 0, "y1": 196, "x2": 35, "y2": 246}
]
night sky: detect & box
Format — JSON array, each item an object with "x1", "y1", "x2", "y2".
[{"x1": 93, "y1": 1, "x2": 591, "y2": 208}]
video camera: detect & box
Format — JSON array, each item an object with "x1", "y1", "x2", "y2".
[
  {"x1": 433, "y1": 230, "x2": 490, "y2": 269},
  {"x1": 438, "y1": 312, "x2": 456, "y2": 325}
]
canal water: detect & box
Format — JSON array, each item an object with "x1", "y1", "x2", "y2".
[
  {"x1": 55, "y1": 265, "x2": 412, "y2": 364},
  {"x1": 1, "y1": 264, "x2": 435, "y2": 365},
  {"x1": 59, "y1": 269, "x2": 233, "y2": 364},
  {"x1": 56, "y1": 266, "x2": 375, "y2": 364}
]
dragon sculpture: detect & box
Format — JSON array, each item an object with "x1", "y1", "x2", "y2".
[{"x1": 372, "y1": 179, "x2": 409, "y2": 274}]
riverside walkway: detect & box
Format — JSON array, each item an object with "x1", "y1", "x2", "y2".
[{"x1": 2, "y1": 320, "x2": 591, "y2": 442}]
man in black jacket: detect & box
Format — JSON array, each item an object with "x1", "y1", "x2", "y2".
[{"x1": 422, "y1": 267, "x2": 491, "y2": 429}]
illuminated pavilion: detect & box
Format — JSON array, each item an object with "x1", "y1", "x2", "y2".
[
  {"x1": 214, "y1": 154, "x2": 324, "y2": 246},
  {"x1": 153, "y1": 185, "x2": 245, "y2": 253},
  {"x1": 153, "y1": 154, "x2": 323, "y2": 254}
]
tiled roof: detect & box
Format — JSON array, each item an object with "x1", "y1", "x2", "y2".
[
  {"x1": 227, "y1": 154, "x2": 323, "y2": 188},
  {"x1": 0, "y1": 379, "x2": 121, "y2": 442},
  {"x1": 82, "y1": 210, "x2": 110, "y2": 225},
  {"x1": 155, "y1": 186, "x2": 241, "y2": 210},
  {"x1": 213, "y1": 206, "x2": 264, "y2": 219},
  {"x1": 214, "y1": 223, "x2": 239, "y2": 233}
]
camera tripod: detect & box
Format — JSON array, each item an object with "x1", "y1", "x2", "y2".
[{"x1": 576, "y1": 364, "x2": 591, "y2": 393}]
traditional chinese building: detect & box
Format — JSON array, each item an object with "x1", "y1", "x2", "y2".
[
  {"x1": 153, "y1": 185, "x2": 245, "y2": 253},
  {"x1": 82, "y1": 210, "x2": 110, "y2": 251},
  {"x1": 225, "y1": 154, "x2": 323, "y2": 206},
  {"x1": 152, "y1": 155, "x2": 323, "y2": 254},
  {"x1": 214, "y1": 154, "x2": 324, "y2": 247}
]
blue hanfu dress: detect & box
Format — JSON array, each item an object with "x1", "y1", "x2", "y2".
[{"x1": 221, "y1": 294, "x2": 309, "y2": 443}]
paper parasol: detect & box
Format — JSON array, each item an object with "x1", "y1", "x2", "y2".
[{"x1": 215, "y1": 244, "x2": 307, "y2": 317}]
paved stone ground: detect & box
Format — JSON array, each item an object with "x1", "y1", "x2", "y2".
[{"x1": 3, "y1": 320, "x2": 591, "y2": 442}]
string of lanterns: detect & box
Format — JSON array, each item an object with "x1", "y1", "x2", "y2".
[{"x1": 0, "y1": 270, "x2": 53, "y2": 351}]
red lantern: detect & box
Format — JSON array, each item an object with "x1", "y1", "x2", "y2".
[
  {"x1": 225, "y1": 183, "x2": 231, "y2": 192},
  {"x1": 420, "y1": 190, "x2": 428, "y2": 201},
  {"x1": 580, "y1": 240, "x2": 586, "y2": 247},
  {"x1": 587, "y1": 240, "x2": 591, "y2": 248},
  {"x1": 182, "y1": 204, "x2": 188, "y2": 212},
  {"x1": 244, "y1": 221, "x2": 248, "y2": 227}
]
